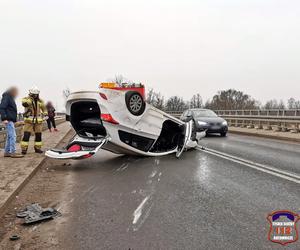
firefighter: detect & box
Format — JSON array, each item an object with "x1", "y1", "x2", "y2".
[{"x1": 21, "y1": 86, "x2": 47, "y2": 154}]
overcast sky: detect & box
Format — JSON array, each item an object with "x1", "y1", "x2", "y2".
[{"x1": 1, "y1": 0, "x2": 300, "y2": 110}]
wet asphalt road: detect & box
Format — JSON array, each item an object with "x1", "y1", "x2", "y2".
[{"x1": 61, "y1": 133, "x2": 300, "y2": 250}]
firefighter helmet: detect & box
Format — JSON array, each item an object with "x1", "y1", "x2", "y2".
[{"x1": 29, "y1": 86, "x2": 40, "y2": 95}]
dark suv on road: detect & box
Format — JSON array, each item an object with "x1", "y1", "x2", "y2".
[{"x1": 180, "y1": 108, "x2": 228, "y2": 137}]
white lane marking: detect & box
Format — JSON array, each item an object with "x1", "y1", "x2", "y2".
[
  {"x1": 197, "y1": 147, "x2": 300, "y2": 184},
  {"x1": 149, "y1": 170, "x2": 157, "y2": 178},
  {"x1": 120, "y1": 163, "x2": 129, "y2": 171},
  {"x1": 133, "y1": 203, "x2": 153, "y2": 232},
  {"x1": 133, "y1": 196, "x2": 150, "y2": 224},
  {"x1": 116, "y1": 163, "x2": 128, "y2": 172}
]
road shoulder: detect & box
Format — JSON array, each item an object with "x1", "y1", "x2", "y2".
[
  {"x1": 0, "y1": 129, "x2": 75, "y2": 250},
  {"x1": 0, "y1": 122, "x2": 71, "y2": 216},
  {"x1": 229, "y1": 127, "x2": 300, "y2": 143}
]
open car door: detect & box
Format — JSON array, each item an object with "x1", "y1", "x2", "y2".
[
  {"x1": 45, "y1": 135, "x2": 110, "y2": 160},
  {"x1": 176, "y1": 120, "x2": 194, "y2": 158}
]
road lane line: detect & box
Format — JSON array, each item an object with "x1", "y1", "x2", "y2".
[
  {"x1": 196, "y1": 147, "x2": 300, "y2": 184},
  {"x1": 203, "y1": 147, "x2": 300, "y2": 180},
  {"x1": 133, "y1": 196, "x2": 150, "y2": 224}
]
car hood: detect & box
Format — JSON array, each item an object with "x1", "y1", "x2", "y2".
[{"x1": 194, "y1": 117, "x2": 225, "y2": 123}]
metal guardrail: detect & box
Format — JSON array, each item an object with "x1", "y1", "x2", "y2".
[
  {"x1": 214, "y1": 109, "x2": 300, "y2": 131},
  {"x1": 214, "y1": 109, "x2": 300, "y2": 118},
  {"x1": 166, "y1": 109, "x2": 300, "y2": 132},
  {"x1": 166, "y1": 111, "x2": 182, "y2": 118},
  {"x1": 0, "y1": 113, "x2": 64, "y2": 132}
]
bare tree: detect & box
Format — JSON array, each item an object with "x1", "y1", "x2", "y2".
[
  {"x1": 106, "y1": 74, "x2": 129, "y2": 86},
  {"x1": 146, "y1": 88, "x2": 165, "y2": 110},
  {"x1": 165, "y1": 96, "x2": 188, "y2": 111},
  {"x1": 264, "y1": 99, "x2": 285, "y2": 109},
  {"x1": 62, "y1": 87, "x2": 71, "y2": 99},
  {"x1": 287, "y1": 98, "x2": 300, "y2": 109},
  {"x1": 114, "y1": 74, "x2": 125, "y2": 85},
  {"x1": 190, "y1": 94, "x2": 203, "y2": 108},
  {"x1": 146, "y1": 88, "x2": 155, "y2": 105},
  {"x1": 205, "y1": 89, "x2": 259, "y2": 110}
]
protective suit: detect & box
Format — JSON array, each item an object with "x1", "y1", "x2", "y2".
[{"x1": 21, "y1": 86, "x2": 47, "y2": 154}]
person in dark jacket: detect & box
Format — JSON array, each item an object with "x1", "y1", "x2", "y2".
[
  {"x1": 0, "y1": 87, "x2": 24, "y2": 157},
  {"x1": 46, "y1": 101, "x2": 58, "y2": 132}
]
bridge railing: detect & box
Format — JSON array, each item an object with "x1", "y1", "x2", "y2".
[
  {"x1": 215, "y1": 109, "x2": 300, "y2": 118},
  {"x1": 165, "y1": 109, "x2": 300, "y2": 132},
  {"x1": 0, "y1": 116, "x2": 66, "y2": 148}
]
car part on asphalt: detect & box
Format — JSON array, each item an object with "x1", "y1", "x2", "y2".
[
  {"x1": 9, "y1": 235, "x2": 20, "y2": 241},
  {"x1": 125, "y1": 91, "x2": 146, "y2": 116},
  {"x1": 16, "y1": 203, "x2": 61, "y2": 225}
]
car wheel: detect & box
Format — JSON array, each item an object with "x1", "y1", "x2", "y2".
[
  {"x1": 125, "y1": 91, "x2": 146, "y2": 116},
  {"x1": 220, "y1": 132, "x2": 227, "y2": 137}
]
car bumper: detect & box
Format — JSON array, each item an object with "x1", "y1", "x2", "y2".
[{"x1": 196, "y1": 125, "x2": 228, "y2": 133}]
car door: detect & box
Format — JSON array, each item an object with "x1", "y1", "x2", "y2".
[
  {"x1": 181, "y1": 110, "x2": 193, "y2": 122},
  {"x1": 176, "y1": 119, "x2": 194, "y2": 158},
  {"x1": 180, "y1": 110, "x2": 187, "y2": 121}
]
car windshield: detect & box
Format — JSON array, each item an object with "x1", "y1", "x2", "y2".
[{"x1": 193, "y1": 110, "x2": 218, "y2": 118}]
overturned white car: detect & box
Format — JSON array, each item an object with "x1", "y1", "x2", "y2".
[{"x1": 46, "y1": 84, "x2": 204, "y2": 160}]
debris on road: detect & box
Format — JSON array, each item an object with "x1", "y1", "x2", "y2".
[
  {"x1": 9, "y1": 235, "x2": 20, "y2": 241},
  {"x1": 62, "y1": 163, "x2": 72, "y2": 166},
  {"x1": 16, "y1": 203, "x2": 61, "y2": 225}
]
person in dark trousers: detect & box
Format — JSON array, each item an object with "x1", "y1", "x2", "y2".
[
  {"x1": 46, "y1": 101, "x2": 58, "y2": 132},
  {"x1": 21, "y1": 86, "x2": 47, "y2": 154},
  {"x1": 0, "y1": 87, "x2": 24, "y2": 158}
]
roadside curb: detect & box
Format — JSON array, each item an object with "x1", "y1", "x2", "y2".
[
  {"x1": 0, "y1": 127, "x2": 73, "y2": 217},
  {"x1": 229, "y1": 129, "x2": 300, "y2": 144}
]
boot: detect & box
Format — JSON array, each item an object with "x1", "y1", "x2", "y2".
[
  {"x1": 49, "y1": 128, "x2": 52, "y2": 132},
  {"x1": 11, "y1": 153, "x2": 24, "y2": 158},
  {"x1": 34, "y1": 148, "x2": 43, "y2": 154},
  {"x1": 4, "y1": 153, "x2": 11, "y2": 157}
]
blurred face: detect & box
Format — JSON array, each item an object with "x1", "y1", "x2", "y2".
[
  {"x1": 10, "y1": 87, "x2": 19, "y2": 98},
  {"x1": 30, "y1": 93, "x2": 39, "y2": 99}
]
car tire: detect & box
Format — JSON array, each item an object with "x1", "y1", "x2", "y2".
[
  {"x1": 220, "y1": 132, "x2": 227, "y2": 137},
  {"x1": 125, "y1": 91, "x2": 146, "y2": 116}
]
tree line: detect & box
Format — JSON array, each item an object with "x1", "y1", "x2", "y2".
[
  {"x1": 146, "y1": 88, "x2": 300, "y2": 111},
  {"x1": 107, "y1": 75, "x2": 300, "y2": 111}
]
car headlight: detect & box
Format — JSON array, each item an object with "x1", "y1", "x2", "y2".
[
  {"x1": 222, "y1": 120, "x2": 228, "y2": 126},
  {"x1": 198, "y1": 121, "x2": 208, "y2": 126}
]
